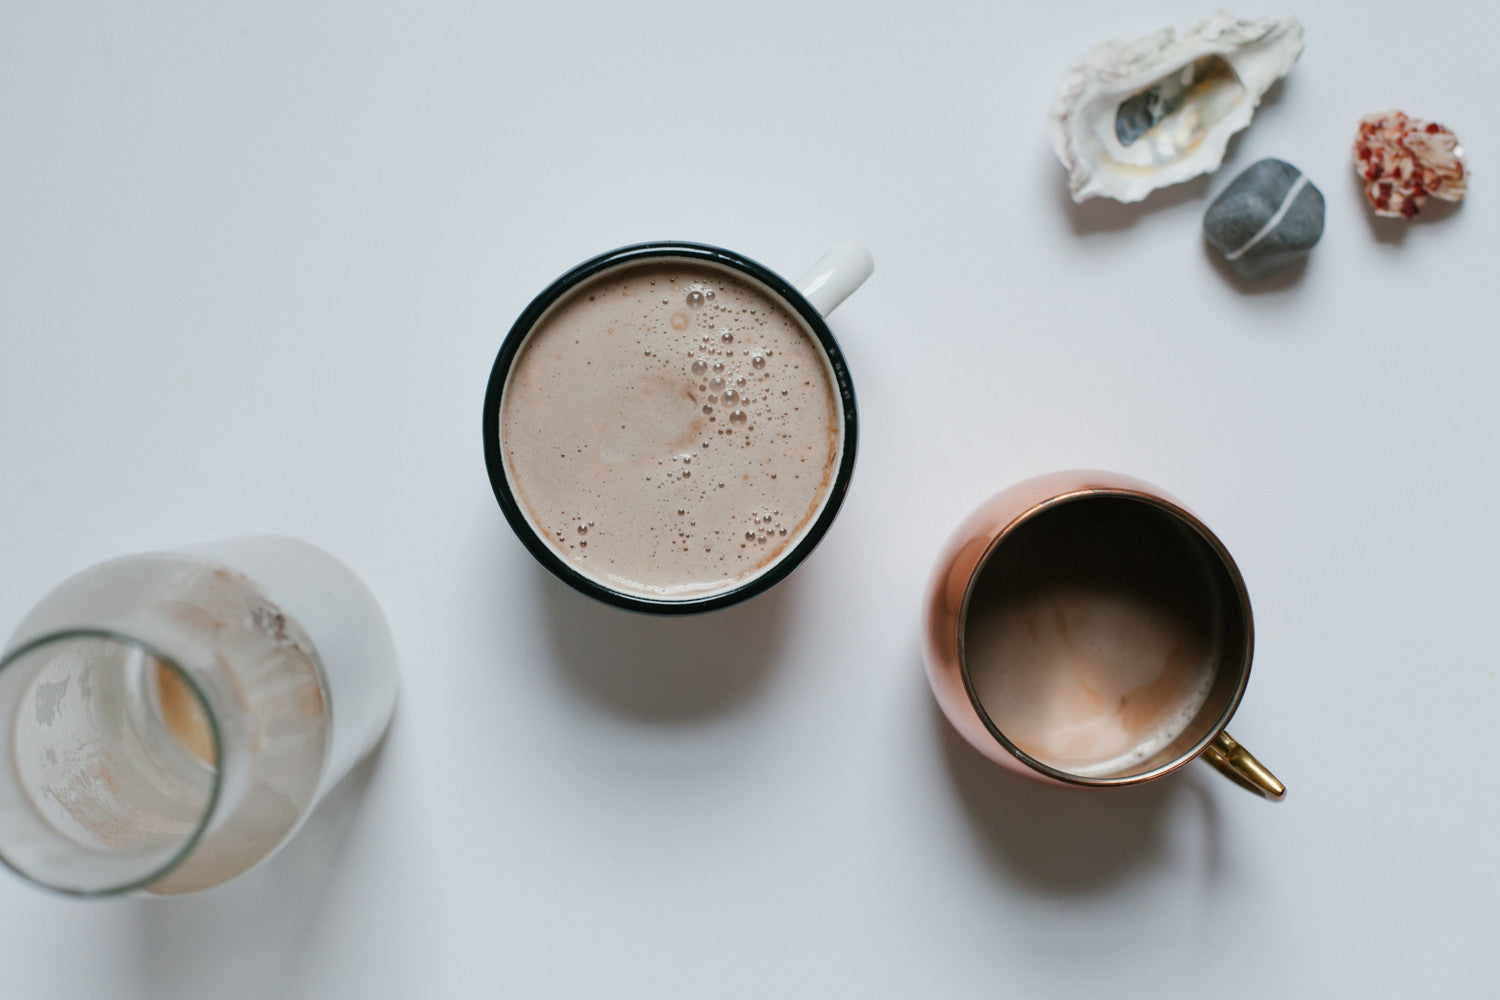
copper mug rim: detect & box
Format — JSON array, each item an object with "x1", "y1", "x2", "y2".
[{"x1": 925, "y1": 470, "x2": 1284, "y2": 800}]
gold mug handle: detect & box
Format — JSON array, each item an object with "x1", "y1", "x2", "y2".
[{"x1": 1201, "y1": 731, "x2": 1286, "y2": 802}]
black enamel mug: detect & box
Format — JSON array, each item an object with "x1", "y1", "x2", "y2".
[{"x1": 483, "y1": 241, "x2": 872, "y2": 614}]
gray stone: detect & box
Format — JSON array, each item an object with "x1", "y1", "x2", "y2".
[{"x1": 1203, "y1": 158, "x2": 1324, "y2": 279}]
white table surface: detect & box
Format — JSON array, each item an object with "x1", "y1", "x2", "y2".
[{"x1": 1, "y1": 2, "x2": 1494, "y2": 996}]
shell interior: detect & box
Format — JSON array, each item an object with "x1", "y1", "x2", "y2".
[{"x1": 1050, "y1": 12, "x2": 1304, "y2": 204}]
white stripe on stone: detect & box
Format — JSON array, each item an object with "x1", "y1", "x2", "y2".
[{"x1": 1224, "y1": 174, "x2": 1310, "y2": 262}]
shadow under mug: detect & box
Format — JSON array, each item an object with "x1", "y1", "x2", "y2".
[
  {"x1": 923, "y1": 470, "x2": 1285, "y2": 801},
  {"x1": 483, "y1": 241, "x2": 871, "y2": 614}
]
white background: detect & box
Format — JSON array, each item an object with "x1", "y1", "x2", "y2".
[{"x1": 1, "y1": 2, "x2": 1494, "y2": 996}]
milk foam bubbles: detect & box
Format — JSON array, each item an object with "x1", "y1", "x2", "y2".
[{"x1": 500, "y1": 260, "x2": 843, "y2": 600}]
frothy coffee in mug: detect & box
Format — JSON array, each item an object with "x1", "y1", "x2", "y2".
[
  {"x1": 500, "y1": 260, "x2": 843, "y2": 600},
  {"x1": 963, "y1": 497, "x2": 1222, "y2": 777}
]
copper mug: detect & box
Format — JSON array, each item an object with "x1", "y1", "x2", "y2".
[{"x1": 923, "y1": 471, "x2": 1284, "y2": 801}]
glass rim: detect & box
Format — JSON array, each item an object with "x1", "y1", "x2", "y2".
[{"x1": 0, "y1": 627, "x2": 224, "y2": 897}]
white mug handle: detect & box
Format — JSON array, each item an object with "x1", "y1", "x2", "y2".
[{"x1": 794, "y1": 240, "x2": 874, "y2": 317}]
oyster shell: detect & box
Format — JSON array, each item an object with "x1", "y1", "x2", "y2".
[{"x1": 1051, "y1": 11, "x2": 1304, "y2": 204}]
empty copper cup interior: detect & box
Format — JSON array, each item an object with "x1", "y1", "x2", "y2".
[{"x1": 959, "y1": 491, "x2": 1252, "y2": 785}]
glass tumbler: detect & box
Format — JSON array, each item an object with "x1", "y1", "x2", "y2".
[{"x1": 0, "y1": 536, "x2": 398, "y2": 896}]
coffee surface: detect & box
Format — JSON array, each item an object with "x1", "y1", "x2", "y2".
[
  {"x1": 963, "y1": 499, "x2": 1221, "y2": 777},
  {"x1": 501, "y1": 260, "x2": 841, "y2": 598}
]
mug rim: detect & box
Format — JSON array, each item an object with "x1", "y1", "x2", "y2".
[
  {"x1": 482, "y1": 241, "x2": 859, "y2": 615},
  {"x1": 956, "y1": 486, "x2": 1255, "y2": 788}
]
